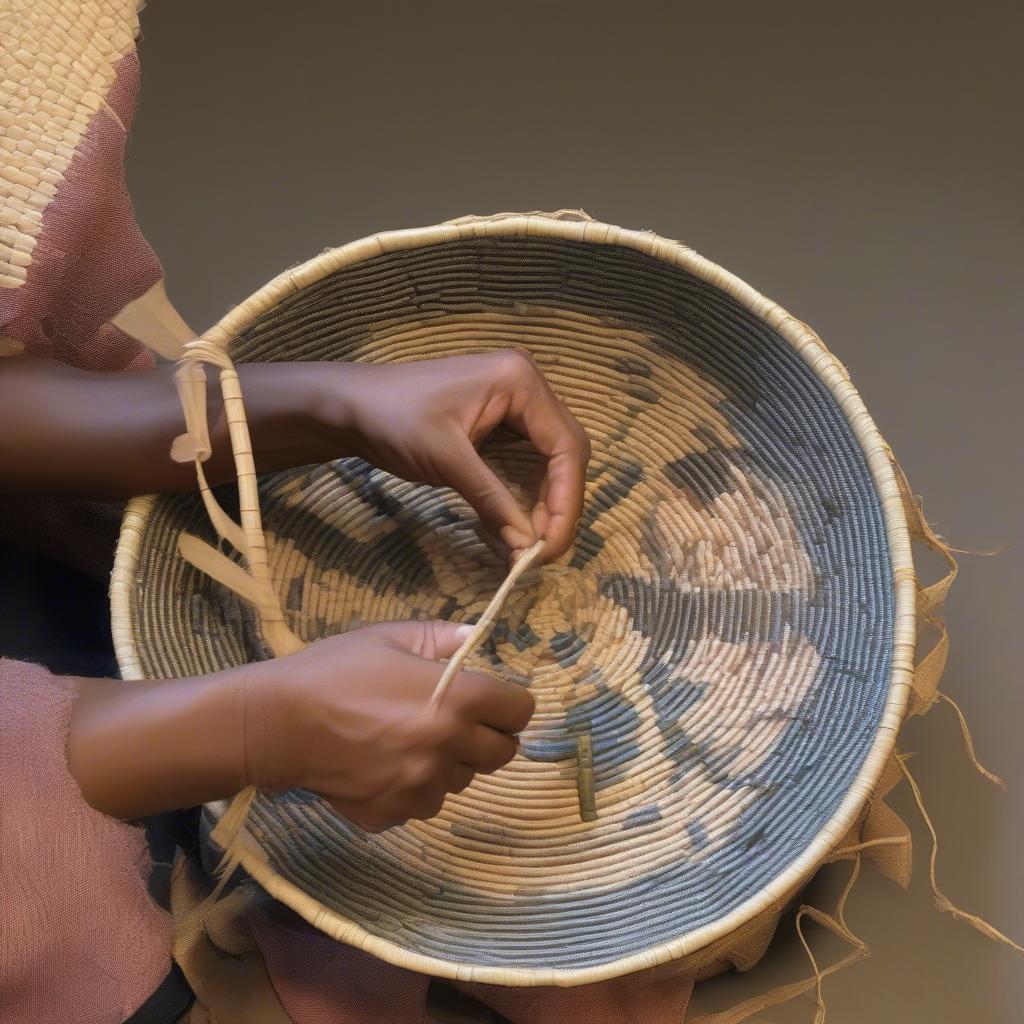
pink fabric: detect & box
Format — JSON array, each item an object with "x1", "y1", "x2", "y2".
[
  {"x1": 459, "y1": 972, "x2": 695, "y2": 1023},
  {"x1": 0, "y1": 660, "x2": 174, "y2": 1023},
  {"x1": 0, "y1": 37, "x2": 173, "y2": 1024},
  {"x1": 249, "y1": 903, "x2": 431, "y2": 1024},
  {"x1": 0, "y1": 51, "x2": 159, "y2": 373},
  {"x1": 248, "y1": 902, "x2": 694, "y2": 1024}
]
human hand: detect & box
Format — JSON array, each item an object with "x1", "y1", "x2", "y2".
[
  {"x1": 316, "y1": 351, "x2": 591, "y2": 562},
  {"x1": 246, "y1": 619, "x2": 535, "y2": 831}
]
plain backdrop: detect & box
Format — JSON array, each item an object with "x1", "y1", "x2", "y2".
[{"x1": 127, "y1": 3, "x2": 1023, "y2": 1021}]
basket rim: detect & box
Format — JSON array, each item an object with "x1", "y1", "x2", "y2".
[{"x1": 110, "y1": 212, "x2": 916, "y2": 987}]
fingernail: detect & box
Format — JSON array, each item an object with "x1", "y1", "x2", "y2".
[{"x1": 454, "y1": 623, "x2": 473, "y2": 642}]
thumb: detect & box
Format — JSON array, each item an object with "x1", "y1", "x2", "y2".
[
  {"x1": 362, "y1": 619, "x2": 474, "y2": 661},
  {"x1": 445, "y1": 440, "x2": 536, "y2": 553}
]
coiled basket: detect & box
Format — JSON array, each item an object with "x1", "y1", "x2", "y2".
[{"x1": 112, "y1": 211, "x2": 916, "y2": 987}]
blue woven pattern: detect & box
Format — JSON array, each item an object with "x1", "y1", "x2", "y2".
[{"x1": 133, "y1": 237, "x2": 894, "y2": 971}]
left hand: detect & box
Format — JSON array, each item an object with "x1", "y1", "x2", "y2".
[{"x1": 317, "y1": 350, "x2": 591, "y2": 562}]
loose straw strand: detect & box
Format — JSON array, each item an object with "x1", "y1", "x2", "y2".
[
  {"x1": 794, "y1": 856, "x2": 868, "y2": 1024},
  {"x1": 936, "y1": 690, "x2": 1006, "y2": 789},
  {"x1": 892, "y1": 451, "x2": 1006, "y2": 789},
  {"x1": 687, "y1": 858, "x2": 869, "y2": 1024},
  {"x1": 831, "y1": 835, "x2": 911, "y2": 859},
  {"x1": 429, "y1": 539, "x2": 545, "y2": 710},
  {"x1": 897, "y1": 754, "x2": 1024, "y2": 954}
]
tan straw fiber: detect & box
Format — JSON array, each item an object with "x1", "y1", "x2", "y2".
[{"x1": 112, "y1": 210, "x2": 930, "y2": 989}]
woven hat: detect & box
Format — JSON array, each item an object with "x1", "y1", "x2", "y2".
[{"x1": 112, "y1": 211, "x2": 917, "y2": 987}]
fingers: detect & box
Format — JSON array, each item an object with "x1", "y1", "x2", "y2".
[
  {"x1": 430, "y1": 351, "x2": 591, "y2": 562},
  {"x1": 531, "y1": 446, "x2": 589, "y2": 561},
  {"x1": 443, "y1": 762, "x2": 478, "y2": 794},
  {"x1": 357, "y1": 762, "x2": 479, "y2": 831},
  {"x1": 336, "y1": 623, "x2": 534, "y2": 733},
  {"x1": 449, "y1": 723, "x2": 519, "y2": 773},
  {"x1": 339, "y1": 619, "x2": 534, "y2": 734},
  {"x1": 445, "y1": 437, "x2": 537, "y2": 552},
  {"x1": 338, "y1": 774, "x2": 465, "y2": 833},
  {"x1": 448, "y1": 669, "x2": 536, "y2": 734},
  {"x1": 495, "y1": 351, "x2": 591, "y2": 562},
  {"x1": 356, "y1": 619, "x2": 473, "y2": 660}
]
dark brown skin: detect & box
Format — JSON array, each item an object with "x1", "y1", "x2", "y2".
[
  {"x1": 0, "y1": 350, "x2": 590, "y2": 557},
  {"x1": 333, "y1": 352, "x2": 590, "y2": 554},
  {"x1": 66, "y1": 620, "x2": 534, "y2": 831},
  {"x1": 0, "y1": 350, "x2": 588, "y2": 827}
]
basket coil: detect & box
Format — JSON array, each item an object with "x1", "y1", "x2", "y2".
[{"x1": 112, "y1": 213, "x2": 917, "y2": 987}]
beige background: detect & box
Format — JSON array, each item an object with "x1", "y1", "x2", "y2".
[{"x1": 127, "y1": 3, "x2": 1023, "y2": 1020}]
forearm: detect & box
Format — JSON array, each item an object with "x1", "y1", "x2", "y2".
[
  {"x1": 66, "y1": 664, "x2": 271, "y2": 818},
  {"x1": 0, "y1": 356, "x2": 346, "y2": 499}
]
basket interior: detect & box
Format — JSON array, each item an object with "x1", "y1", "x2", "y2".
[{"x1": 128, "y1": 237, "x2": 894, "y2": 971}]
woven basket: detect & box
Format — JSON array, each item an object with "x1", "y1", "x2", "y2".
[{"x1": 111, "y1": 211, "x2": 916, "y2": 987}]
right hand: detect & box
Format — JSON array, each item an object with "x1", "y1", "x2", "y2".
[{"x1": 247, "y1": 620, "x2": 534, "y2": 831}]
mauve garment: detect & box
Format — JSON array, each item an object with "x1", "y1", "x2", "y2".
[
  {"x1": 246, "y1": 901, "x2": 694, "y2": 1024},
  {"x1": 0, "y1": 660, "x2": 174, "y2": 1023},
  {"x1": 1, "y1": 5, "x2": 173, "y2": 1022}
]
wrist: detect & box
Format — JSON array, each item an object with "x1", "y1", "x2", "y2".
[
  {"x1": 221, "y1": 363, "x2": 349, "y2": 477},
  {"x1": 305, "y1": 361, "x2": 362, "y2": 454},
  {"x1": 67, "y1": 671, "x2": 250, "y2": 819},
  {"x1": 232, "y1": 659, "x2": 304, "y2": 793}
]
